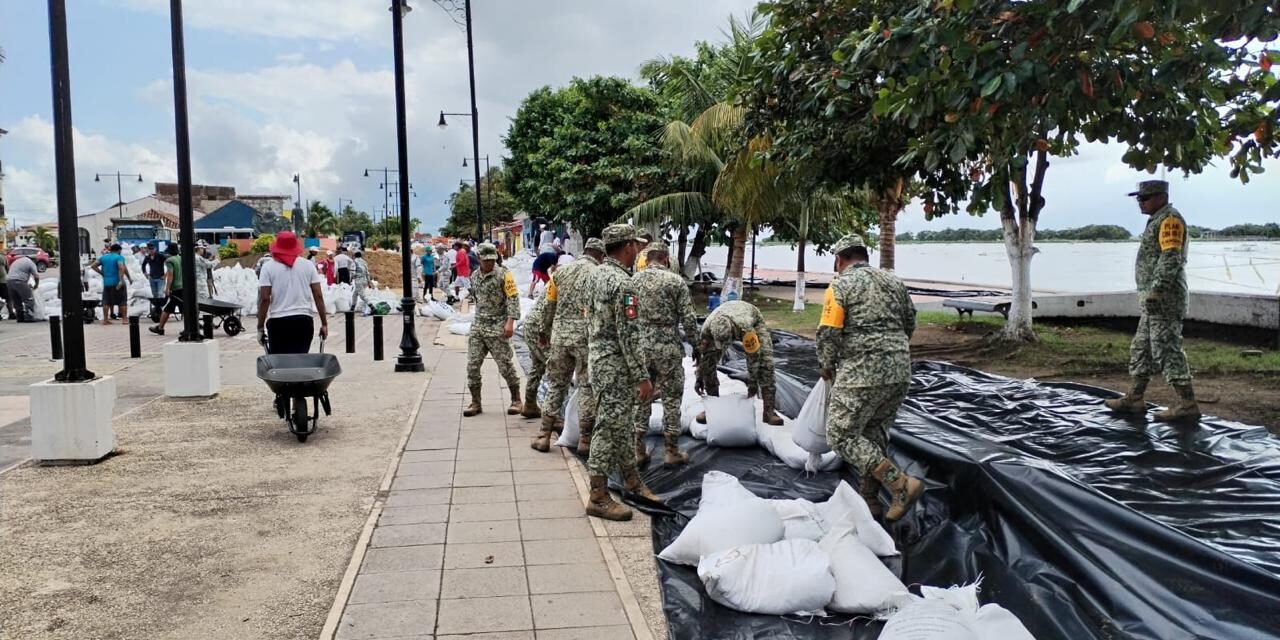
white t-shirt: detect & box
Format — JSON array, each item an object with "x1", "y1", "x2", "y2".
[
  {"x1": 539, "y1": 230, "x2": 555, "y2": 247},
  {"x1": 334, "y1": 254, "x2": 353, "y2": 270},
  {"x1": 258, "y1": 257, "x2": 323, "y2": 320}
]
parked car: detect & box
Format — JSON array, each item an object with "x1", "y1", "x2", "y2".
[{"x1": 6, "y1": 247, "x2": 52, "y2": 272}]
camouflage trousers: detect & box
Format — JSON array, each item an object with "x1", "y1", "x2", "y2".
[
  {"x1": 1129, "y1": 312, "x2": 1192, "y2": 386},
  {"x1": 351, "y1": 279, "x2": 371, "y2": 312},
  {"x1": 587, "y1": 358, "x2": 637, "y2": 477},
  {"x1": 466, "y1": 332, "x2": 522, "y2": 394},
  {"x1": 635, "y1": 342, "x2": 685, "y2": 440},
  {"x1": 697, "y1": 335, "x2": 777, "y2": 406},
  {"x1": 826, "y1": 382, "x2": 909, "y2": 477},
  {"x1": 543, "y1": 344, "x2": 594, "y2": 425},
  {"x1": 526, "y1": 334, "x2": 547, "y2": 395}
]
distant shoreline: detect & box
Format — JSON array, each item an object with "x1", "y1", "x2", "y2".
[{"x1": 757, "y1": 238, "x2": 1280, "y2": 246}]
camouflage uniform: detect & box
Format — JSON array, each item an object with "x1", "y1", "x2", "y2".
[
  {"x1": 351, "y1": 256, "x2": 372, "y2": 312},
  {"x1": 1131, "y1": 203, "x2": 1191, "y2": 386},
  {"x1": 816, "y1": 263, "x2": 916, "y2": 477},
  {"x1": 587, "y1": 252, "x2": 647, "y2": 477},
  {"x1": 632, "y1": 244, "x2": 698, "y2": 442},
  {"x1": 539, "y1": 250, "x2": 601, "y2": 434},
  {"x1": 522, "y1": 295, "x2": 551, "y2": 402},
  {"x1": 697, "y1": 300, "x2": 777, "y2": 405},
  {"x1": 466, "y1": 255, "x2": 523, "y2": 402}
]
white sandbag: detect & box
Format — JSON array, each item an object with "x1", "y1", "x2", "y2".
[
  {"x1": 824, "y1": 481, "x2": 897, "y2": 557},
  {"x1": 554, "y1": 388, "x2": 581, "y2": 448},
  {"x1": 698, "y1": 539, "x2": 835, "y2": 616},
  {"x1": 820, "y1": 526, "x2": 908, "y2": 615},
  {"x1": 769, "y1": 498, "x2": 829, "y2": 541},
  {"x1": 658, "y1": 473, "x2": 782, "y2": 566},
  {"x1": 128, "y1": 299, "x2": 151, "y2": 318},
  {"x1": 335, "y1": 293, "x2": 352, "y2": 313},
  {"x1": 757, "y1": 422, "x2": 842, "y2": 472},
  {"x1": 704, "y1": 394, "x2": 757, "y2": 447},
  {"x1": 687, "y1": 399, "x2": 708, "y2": 439},
  {"x1": 879, "y1": 584, "x2": 1035, "y2": 640},
  {"x1": 698, "y1": 470, "x2": 760, "y2": 508},
  {"x1": 425, "y1": 300, "x2": 455, "y2": 320},
  {"x1": 792, "y1": 378, "x2": 832, "y2": 465},
  {"x1": 447, "y1": 321, "x2": 472, "y2": 336}
]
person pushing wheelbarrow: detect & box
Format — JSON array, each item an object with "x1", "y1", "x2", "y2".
[{"x1": 256, "y1": 231, "x2": 329, "y2": 353}]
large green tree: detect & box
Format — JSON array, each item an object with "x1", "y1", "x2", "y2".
[
  {"x1": 439, "y1": 166, "x2": 520, "y2": 238},
  {"x1": 305, "y1": 202, "x2": 340, "y2": 237},
  {"x1": 842, "y1": 0, "x2": 1278, "y2": 341},
  {"x1": 503, "y1": 76, "x2": 666, "y2": 239}
]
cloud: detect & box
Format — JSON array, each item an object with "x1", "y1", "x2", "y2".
[{"x1": 114, "y1": 0, "x2": 384, "y2": 41}]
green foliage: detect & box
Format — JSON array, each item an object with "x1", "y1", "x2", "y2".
[
  {"x1": 32, "y1": 226, "x2": 57, "y2": 254},
  {"x1": 901, "y1": 225, "x2": 1134, "y2": 242},
  {"x1": 217, "y1": 243, "x2": 241, "y2": 260},
  {"x1": 336, "y1": 205, "x2": 375, "y2": 237},
  {"x1": 1216, "y1": 222, "x2": 1280, "y2": 238},
  {"x1": 440, "y1": 166, "x2": 520, "y2": 238},
  {"x1": 305, "y1": 202, "x2": 341, "y2": 237},
  {"x1": 371, "y1": 236, "x2": 399, "y2": 251},
  {"x1": 250, "y1": 234, "x2": 274, "y2": 255},
  {"x1": 503, "y1": 76, "x2": 667, "y2": 238}
]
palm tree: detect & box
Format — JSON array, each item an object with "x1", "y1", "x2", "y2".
[
  {"x1": 774, "y1": 188, "x2": 877, "y2": 311},
  {"x1": 305, "y1": 207, "x2": 340, "y2": 237},
  {"x1": 32, "y1": 226, "x2": 57, "y2": 254}
]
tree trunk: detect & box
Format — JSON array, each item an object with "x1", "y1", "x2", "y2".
[
  {"x1": 793, "y1": 236, "x2": 807, "y2": 312},
  {"x1": 999, "y1": 215, "x2": 1038, "y2": 342},
  {"x1": 677, "y1": 224, "x2": 689, "y2": 274},
  {"x1": 724, "y1": 224, "x2": 748, "y2": 298},
  {"x1": 878, "y1": 179, "x2": 905, "y2": 271},
  {"x1": 683, "y1": 225, "x2": 707, "y2": 279},
  {"x1": 723, "y1": 225, "x2": 736, "y2": 284}
]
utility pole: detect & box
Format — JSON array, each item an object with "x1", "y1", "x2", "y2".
[{"x1": 463, "y1": 0, "x2": 483, "y2": 242}]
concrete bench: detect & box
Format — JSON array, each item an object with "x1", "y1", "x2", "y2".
[{"x1": 943, "y1": 297, "x2": 1037, "y2": 319}]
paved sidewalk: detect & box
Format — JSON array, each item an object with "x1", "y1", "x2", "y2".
[{"x1": 329, "y1": 345, "x2": 654, "y2": 640}]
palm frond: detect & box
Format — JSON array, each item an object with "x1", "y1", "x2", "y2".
[
  {"x1": 623, "y1": 192, "x2": 716, "y2": 226},
  {"x1": 690, "y1": 103, "x2": 746, "y2": 154},
  {"x1": 712, "y1": 136, "x2": 783, "y2": 226}
]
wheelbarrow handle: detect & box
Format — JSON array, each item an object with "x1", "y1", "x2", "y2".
[{"x1": 319, "y1": 337, "x2": 326, "y2": 354}]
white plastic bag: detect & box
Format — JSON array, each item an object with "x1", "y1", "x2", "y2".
[
  {"x1": 698, "y1": 539, "x2": 835, "y2": 615},
  {"x1": 769, "y1": 498, "x2": 829, "y2": 541},
  {"x1": 792, "y1": 379, "x2": 832, "y2": 471},
  {"x1": 820, "y1": 526, "x2": 908, "y2": 614},
  {"x1": 757, "y1": 422, "x2": 842, "y2": 472},
  {"x1": 879, "y1": 584, "x2": 1035, "y2": 640},
  {"x1": 658, "y1": 472, "x2": 783, "y2": 566},
  {"x1": 704, "y1": 394, "x2": 757, "y2": 447},
  {"x1": 824, "y1": 481, "x2": 898, "y2": 557},
  {"x1": 447, "y1": 321, "x2": 472, "y2": 335},
  {"x1": 554, "y1": 389, "x2": 581, "y2": 448}
]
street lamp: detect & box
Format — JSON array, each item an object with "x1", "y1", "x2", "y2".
[
  {"x1": 463, "y1": 154, "x2": 491, "y2": 219},
  {"x1": 363, "y1": 167, "x2": 408, "y2": 226},
  {"x1": 389, "y1": 0, "x2": 423, "y2": 373},
  {"x1": 168, "y1": 0, "x2": 200, "y2": 344},
  {"x1": 292, "y1": 173, "x2": 305, "y2": 234},
  {"x1": 439, "y1": 97, "x2": 484, "y2": 241},
  {"x1": 95, "y1": 171, "x2": 143, "y2": 228}
]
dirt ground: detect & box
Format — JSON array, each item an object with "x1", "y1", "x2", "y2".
[{"x1": 910, "y1": 322, "x2": 1280, "y2": 430}]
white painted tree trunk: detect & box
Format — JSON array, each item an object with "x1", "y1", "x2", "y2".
[
  {"x1": 793, "y1": 273, "x2": 807, "y2": 312},
  {"x1": 683, "y1": 254, "x2": 702, "y2": 279},
  {"x1": 999, "y1": 216, "x2": 1038, "y2": 342}
]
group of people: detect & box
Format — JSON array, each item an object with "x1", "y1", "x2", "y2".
[{"x1": 417, "y1": 240, "x2": 486, "y2": 303}]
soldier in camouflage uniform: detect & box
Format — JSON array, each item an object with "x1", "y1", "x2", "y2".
[
  {"x1": 584, "y1": 224, "x2": 662, "y2": 521},
  {"x1": 463, "y1": 243, "x2": 523, "y2": 418},
  {"x1": 817, "y1": 234, "x2": 922, "y2": 522},
  {"x1": 694, "y1": 300, "x2": 786, "y2": 426},
  {"x1": 1105, "y1": 180, "x2": 1200, "y2": 422},
  {"x1": 520, "y1": 294, "x2": 551, "y2": 420},
  {"x1": 631, "y1": 241, "x2": 699, "y2": 467},
  {"x1": 531, "y1": 238, "x2": 606, "y2": 453}
]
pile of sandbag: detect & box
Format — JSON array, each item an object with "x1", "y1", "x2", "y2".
[
  {"x1": 658, "y1": 472, "x2": 904, "y2": 616},
  {"x1": 879, "y1": 584, "x2": 1036, "y2": 640}
]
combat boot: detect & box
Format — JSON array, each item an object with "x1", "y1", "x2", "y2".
[
  {"x1": 621, "y1": 464, "x2": 663, "y2": 504},
  {"x1": 577, "y1": 417, "x2": 594, "y2": 455},
  {"x1": 761, "y1": 397, "x2": 785, "y2": 427},
  {"x1": 507, "y1": 386, "x2": 522, "y2": 416},
  {"x1": 1154, "y1": 384, "x2": 1202, "y2": 423},
  {"x1": 858, "y1": 474, "x2": 883, "y2": 520},
  {"x1": 1103, "y1": 377, "x2": 1148, "y2": 415},
  {"x1": 635, "y1": 437, "x2": 650, "y2": 468},
  {"x1": 551, "y1": 416, "x2": 564, "y2": 435},
  {"x1": 520, "y1": 383, "x2": 541, "y2": 419},
  {"x1": 463, "y1": 387, "x2": 483, "y2": 417},
  {"x1": 663, "y1": 434, "x2": 688, "y2": 467},
  {"x1": 531, "y1": 415, "x2": 556, "y2": 452},
  {"x1": 586, "y1": 475, "x2": 632, "y2": 521},
  {"x1": 872, "y1": 458, "x2": 924, "y2": 522},
  {"x1": 695, "y1": 411, "x2": 707, "y2": 424}
]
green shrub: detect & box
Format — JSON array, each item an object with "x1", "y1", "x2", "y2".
[
  {"x1": 250, "y1": 234, "x2": 274, "y2": 254},
  {"x1": 217, "y1": 243, "x2": 241, "y2": 260}
]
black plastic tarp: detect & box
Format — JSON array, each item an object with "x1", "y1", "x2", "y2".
[{"x1": 639, "y1": 331, "x2": 1280, "y2": 640}]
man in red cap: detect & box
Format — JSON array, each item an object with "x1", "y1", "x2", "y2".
[{"x1": 256, "y1": 231, "x2": 329, "y2": 354}]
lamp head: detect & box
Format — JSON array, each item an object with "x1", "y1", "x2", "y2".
[
  {"x1": 95, "y1": 174, "x2": 101, "y2": 182},
  {"x1": 437, "y1": 111, "x2": 447, "y2": 129},
  {"x1": 364, "y1": 169, "x2": 370, "y2": 178},
  {"x1": 462, "y1": 158, "x2": 468, "y2": 167},
  {"x1": 137, "y1": 174, "x2": 144, "y2": 182}
]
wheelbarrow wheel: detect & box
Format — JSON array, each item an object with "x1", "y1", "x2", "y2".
[
  {"x1": 223, "y1": 315, "x2": 243, "y2": 337},
  {"x1": 292, "y1": 398, "x2": 309, "y2": 442}
]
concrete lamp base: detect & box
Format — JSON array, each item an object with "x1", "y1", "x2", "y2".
[
  {"x1": 163, "y1": 340, "x2": 221, "y2": 398},
  {"x1": 31, "y1": 375, "x2": 117, "y2": 464}
]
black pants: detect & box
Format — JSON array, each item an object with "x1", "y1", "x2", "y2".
[
  {"x1": 337, "y1": 268, "x2": 351, "y2": 285},
  {"x1": 422, "y1": 274, "x2": 436, "y2": 297},
  {"x1": 267, "y1": 315, "x2": 314, "y2": 354}
]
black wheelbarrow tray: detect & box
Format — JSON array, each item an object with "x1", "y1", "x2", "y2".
[
  {"x1": 256, "y1": 351, "x2": 342, "y2": 442},
  {"x1": 147, "y1": 297, "x2": 245, "y2": 337}
]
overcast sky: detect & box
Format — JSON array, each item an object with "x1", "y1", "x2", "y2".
[{"x1": 1, "y1": 0, "x2": 1277, "y2": 236}]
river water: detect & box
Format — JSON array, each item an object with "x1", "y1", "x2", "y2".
[{"x1": 701, "y1": 241, "x2": 1280, "y2": 295}]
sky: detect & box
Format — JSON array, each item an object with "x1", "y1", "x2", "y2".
[{"x1": 1, "y1": 0, "x2": 1277, "y2": 237}]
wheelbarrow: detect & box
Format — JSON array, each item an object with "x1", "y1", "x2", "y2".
[
  {"x1": 256, "y1": 339, "x2": 342, "y2": 442},
  {"x1": 148, "y1": 297, "x2": 244, "y2": 336}
]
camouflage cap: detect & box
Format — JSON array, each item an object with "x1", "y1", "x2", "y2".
[
  {"x1": 644, "y1": 240, "x2": 670, "y2": 256},
  {"x1": 601, "y1": 223, "x2": 638, "y2": 246},
  {"x1": 584, "y1": 237, "x2": 605, "y2": 252},
  {"x1": 1127, "y1": 180, "x2": 1169, "y2": 197},
  {"x1": 477, "y1": 242, "x2": 499, "y2": 259},
  {"x1": 832, "y1": 233, "x2": 866, "y2": 254}
]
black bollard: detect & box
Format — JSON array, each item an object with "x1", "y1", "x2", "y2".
[
  {"x1": 129, "y1": 316, "x2": 141, "y2": 358},
  {"x1": 202, "y1": 315, "x2": 214, "y2": 340},
  {"x1": 345, "y1": 311, "x2": 355, "y2": 354},
  {"x1": 373, "y1": 315, "x2": 384, "y2": 361},
  {"x1": 50, "y1": 316, "x2": 64, "y2": 360}
]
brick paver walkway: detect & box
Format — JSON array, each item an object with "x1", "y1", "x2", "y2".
[{"x1": 330, "y1": 346, "x2": 646, "y2": 640}]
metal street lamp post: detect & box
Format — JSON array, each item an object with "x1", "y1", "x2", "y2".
[
  {"x1": 46, "y1": 0, "x2": 93, "y2": 381},
  {"x1": 463, "y1": 154, "x2": 491, "y2": 233},
  {"x1": 390, "y1": 0, "x2": 423, "y2": 372},
  {"x1": 363, "y1": 167, "x2": 409, "y2": 227},
  {"x1": 168, "y1": 0, "x2": 200, "y2": 343},
  {"x1": 292, "y1": 173, "x2": 305, "y2": 234},
  {"x1": 94, "y1": 171, "x2": 143, "y2": 227},
  {"x1": 438, "y1": 108, "x2": 483, "y2": 241}
]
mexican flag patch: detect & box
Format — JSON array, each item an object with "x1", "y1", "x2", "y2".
[{"x1": 624, "y1": 293, "x2": 638, "y2": 320}]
